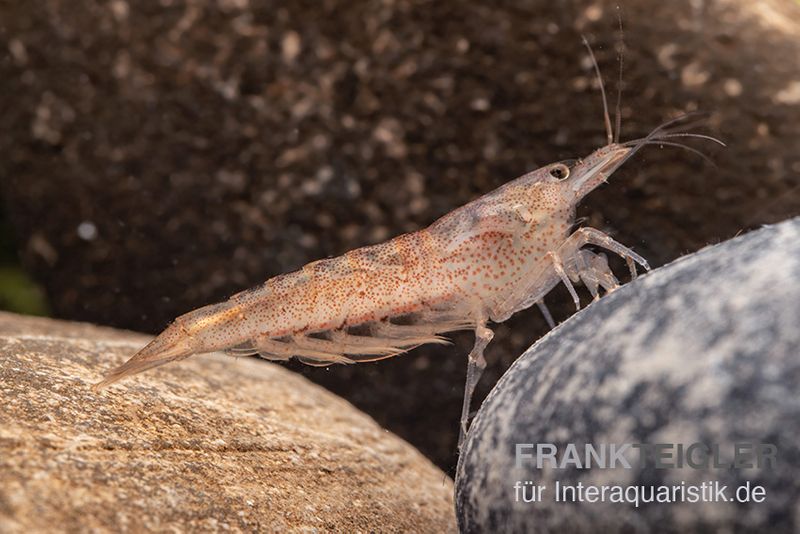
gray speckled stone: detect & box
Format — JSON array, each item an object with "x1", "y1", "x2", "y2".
[{"x1": 456, "y1": 217, "x2": 800, "y2": 533}]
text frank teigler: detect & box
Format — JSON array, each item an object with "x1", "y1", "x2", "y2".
[{"x1": 512, "y1": 442, "x2": 776, "y2": 507}]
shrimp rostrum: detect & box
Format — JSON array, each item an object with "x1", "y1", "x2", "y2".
[{"x1": 95, "y1": 40, "x2": 722, "y2": 449}]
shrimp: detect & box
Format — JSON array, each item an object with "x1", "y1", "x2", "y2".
[{"x1": 95, "y1": 38, "x2": 723, "y2": 449}]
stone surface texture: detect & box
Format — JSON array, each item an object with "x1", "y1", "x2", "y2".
[
  {"x1": 457, "y1": 218, "x2": 800, "y2": 533},
  {"x1": 0, "y1": 312, "x2": 456, "y2": 533}
]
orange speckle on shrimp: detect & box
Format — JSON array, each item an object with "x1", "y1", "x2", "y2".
[{"x1": 95, "y1": 37, "x2": 723, "y2": 451}]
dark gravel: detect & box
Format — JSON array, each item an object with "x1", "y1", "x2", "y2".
[{"x1": 1, "y1": 0, "x2": 798, "y2": 470}]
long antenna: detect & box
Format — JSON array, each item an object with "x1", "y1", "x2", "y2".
[
  {"x1": 614, "y1": 9, "x2": 624, "y2": 144},
  {"x1": 581, "y1": 35, "x2": 613, "y2": 146}
]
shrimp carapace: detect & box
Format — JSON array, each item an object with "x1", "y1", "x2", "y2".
[{"x1": 95, "y1": 37, "x2": 723, "y2": 451}]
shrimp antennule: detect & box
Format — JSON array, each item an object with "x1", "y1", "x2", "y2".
[{"x1": 582, "y1": 35, "x2": 614, "y2": 146}]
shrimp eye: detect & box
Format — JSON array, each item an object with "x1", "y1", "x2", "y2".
[{"x1": 549, "y1": 164, "x2": 570, "y2": 180}]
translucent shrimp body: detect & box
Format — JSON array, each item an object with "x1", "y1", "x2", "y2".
[{"x1": 96, "y1": 41, "x2": 722, "y2": 449}]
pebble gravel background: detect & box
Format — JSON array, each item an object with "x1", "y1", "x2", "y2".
[{"x1": 1, "y1": 0, "x2": 798, "y2": 469}]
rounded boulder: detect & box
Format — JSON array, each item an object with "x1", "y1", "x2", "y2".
[{"x1": 457, "y1": 218, "x2": 800, "y2": 532}]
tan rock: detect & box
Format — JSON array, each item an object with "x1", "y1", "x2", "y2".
[{"x1": 0, "y1": 312, "x2": 455, "y2": 533}]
